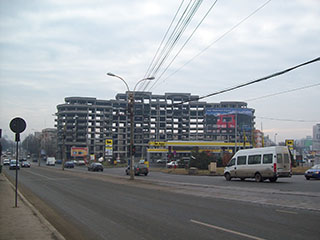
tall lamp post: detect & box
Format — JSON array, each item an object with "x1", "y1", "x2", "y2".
[{"x1": 106, "y1": 73, "x2": 155, "y2": 180}]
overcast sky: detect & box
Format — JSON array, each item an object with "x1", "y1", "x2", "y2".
[{"x1": 1, "y1": 0, "x2": 319, "y2": 143}]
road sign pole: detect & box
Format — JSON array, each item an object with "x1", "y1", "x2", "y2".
[
  {"x1": 15, "y1": 134, "x2": 19, "y2": 207},
  {"x1": 10, "y1": 117, "x2": 27, "y2": 208}
]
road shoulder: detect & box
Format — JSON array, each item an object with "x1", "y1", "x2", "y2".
[{"x1": 0, "y1": 172, "x2": 65, "y2": 240}]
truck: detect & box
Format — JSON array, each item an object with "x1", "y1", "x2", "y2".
[{"x1": 46, "y1": 157, "x2": 56, "y2": 166}]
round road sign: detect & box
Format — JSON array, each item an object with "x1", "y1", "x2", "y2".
[{"x1": 10, "y1": 117, "x2": 27, "y2": 133}]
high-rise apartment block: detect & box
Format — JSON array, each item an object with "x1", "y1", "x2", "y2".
[
  {"x1": 313, "y1": 124, "x2": 320, "y2": 151},
  {"x1": 55, "y1": 92, "x2": 255, "y2": 160}
]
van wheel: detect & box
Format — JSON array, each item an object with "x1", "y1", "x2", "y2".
[
  {"x1": 240, "y1": 178, "x2": 245, "y2": 181},
  {"x1": 225, "y1": 173, "x2": 231, "y2": 181},
  {"x1": 269, "y1": 177, "x2": 277, "y2": 182},
  {"x1": 255, "y1": 173, "x2": 263, "y2": 182},
  {"x1": 305, "y1": 177, "x2": 310, "y2": 180}
]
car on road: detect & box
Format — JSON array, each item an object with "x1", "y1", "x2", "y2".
[
  {"x1": 167, "y1": 161, "x2": 178, "y2": 168},
  {"x1": 9, "y1": 160, "x2": 20, "y2": 170},
  {"x1": 21, "y1": 161, "x2": 31, "y2": 168},
  {"x1": 77, "y1": 160, "x2": 86, "y2": 166},
  {"x1": 3, "y1": 159, "x2": 10, "y2": 166},
  {"x1": 64, "y1": 161, "x2": 75, "y2": 168},
  {"x1": 224, "y1": 146, "x2": 292, "y2": 182},
  {"x1": 156, "y1": 159, "x2": 166, "y2": 164},
  {"x1": 55, "y1": 159, "x2": 62, "y2": 164},
  {"x1": 88, "y1": 162, "x2": 103, "y2": 172},
  {"x1": 46, "y1": 157, "x2": 56, "y2": 166},
  {"x1": 126, "y1": 163, "x2": 149, "y2": 176},
  {"x1": 304, "y1": 164, "x2": 320, "y2": 180}
]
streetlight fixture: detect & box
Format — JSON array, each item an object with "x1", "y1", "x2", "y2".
[{"x1": 106, "y1": 73, "x2": 155, "y2": 180}]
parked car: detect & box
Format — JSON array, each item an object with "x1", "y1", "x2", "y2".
[
  {"x1": 126, "y1": 163, "x2": 149, "y2": 176},
  {"x1": 167, "y1": 161, "x2": 178, "y2": 168},
  {"x1": 9, "y1": 160, "x2": 20, "y2": 170},
  {"x1": 305, "y1": 164, "x2": 320, "y2": 180},
  {"x1": 64, "y1": 161, "x2": 75, "y2": 168},
  {"x1": 3, "y1": 159, "x2": 10, "y2": 166},
  {"x1": 55, "y1": 159, "x2": 62, "y2": 164},
  {"x1": 88, "y1": 162, "x2": 103, "y2": 172},
  {"x1": 21, "y1": 161, "x2": 31, "y2": 168},
  {"x1": 77, "y1": 160, "x2": 86, "y2": 166},
  {"x1": 156, "y1": 159, "x2": 166, "y2": 164}
]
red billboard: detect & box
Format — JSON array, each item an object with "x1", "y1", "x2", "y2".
[
  {"x1": 217, "y1": 114, "x2": 235, "y2": 129},
  {"x1": 71, "y1": 147, "x2": 88, "y2": 157}
]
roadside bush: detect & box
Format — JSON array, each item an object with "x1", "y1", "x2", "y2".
[{"x1": 190, "y1": 150, "x2": 218, "y2": 170}]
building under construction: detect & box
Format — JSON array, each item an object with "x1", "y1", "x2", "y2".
[{"x1": 55, "y1": 92, "x2": 255, "y2": 161}]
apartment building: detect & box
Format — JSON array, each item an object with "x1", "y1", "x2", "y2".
[
  {"x1": 56, "y1": 93, "x2": 255, "y2": 160},
  {"x1": 313, "y1": 124, "x2": 320, "y2": 151}
]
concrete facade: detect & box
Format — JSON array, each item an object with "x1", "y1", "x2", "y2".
[
  {"x1": 56, "y1": 93, "x2": 255, "y2": 160},
  {"x1": 312, "y1": 124, "x2": 320, "y2": 151}
]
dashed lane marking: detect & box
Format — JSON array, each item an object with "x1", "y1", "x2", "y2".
[{"x1": 190, "y1": 219, "x2": 266, "y2": 240}]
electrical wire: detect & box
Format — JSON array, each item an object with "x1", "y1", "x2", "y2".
[
  {"x1": 140, "y1": 0, "x2": 204, "y2": 92},
  {"x1": 246, "y1": 82, "x2": 320, "y2": 101},
  {"x1": 256, "y1": 116, "x2": 319, "y2": 123},
  {"x1": 148, "y1": 0, "x2": 202, "y2": 77},
  {"x1": 159, "y1": 0, "x2": 272, "y2": 85},
  {"x1": 147, "y1": 0, "x2": 219, "y2": 92},
  {"x1": 176, "y1": 56, "x2": 320, "y2": 105},
  {"x1": 143, "y1": 0, "x2": 186, "y2": 80},
  {"x1": 144, "y1": 0, "x2": 195, "y2": 78}
]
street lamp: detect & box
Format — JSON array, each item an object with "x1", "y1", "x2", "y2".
[{"x1": 106, "y1": 73, "x2": 155, "y2": 180}]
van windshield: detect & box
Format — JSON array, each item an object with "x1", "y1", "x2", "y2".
[{"x1": 227, "y1": 158, "x2": 235, "y2": 166}]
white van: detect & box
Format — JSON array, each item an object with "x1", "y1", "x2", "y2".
[
  {"x1": 224, "y1": 146, "x2": 292, "y2": 182},
  {"x1": 46, "y1": 157, "x2": 56, "y2": 166}
]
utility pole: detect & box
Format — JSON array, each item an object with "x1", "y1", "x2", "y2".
[
  {"x1": 129, "y1": 93, "x2": 134, "y2": 180},
  {"x1": 62, "y1": 125, "x2": 66, "y2": 170},
  {"x1": 107, "y1": 73, "x2": 154, "y2": 180}
]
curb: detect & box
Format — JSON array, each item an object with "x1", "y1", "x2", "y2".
[{"x1": 3, "y1": 173, "x2": 66, "y2": 240}]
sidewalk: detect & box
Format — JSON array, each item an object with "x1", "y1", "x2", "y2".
[{"x1": 0, "y1": 173, "x2": 65, "y2": 240}]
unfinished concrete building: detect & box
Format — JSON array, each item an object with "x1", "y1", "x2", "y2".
[{"x1": 55, "y1": 93, "x2": 255, "y2": 161}]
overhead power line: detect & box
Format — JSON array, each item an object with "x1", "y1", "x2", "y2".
[
  {"x1": 160, "y1": 0, "x2": 272, "y2": 84},
  {"x1": 141, "y1": 0, "x2": 204, "y2": 92},
  {"x1": 256, "y1": 116, "x2": 319, "y2": 123},
  {"x1": 246, "y1": 82, "x2": 320, "y2": 101},
  {"x1": 177, "y1": 56, "x2": 320, "y2": 105},
  {"x1": 143, "y1": 0, "x2": 202, "y2": 78},
  {"x1": 143, "y1": 0, "x2": 186, "y2": 80},
  {"x1": 146, "y1": 0, "x2": 219, "y2": 92}
]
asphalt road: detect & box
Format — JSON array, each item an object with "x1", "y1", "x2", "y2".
[
  {"x1": 3, "y1": 164, "x2": 320, "y2": 240},
  {"x1": 48, "y1": 162, "x2": 320, "y2": 193}
]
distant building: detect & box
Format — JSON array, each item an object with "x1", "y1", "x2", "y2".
[
  {"x1": 253, "y1": 129, "x2": 264, "y2": 148},
  {"x1": 312, "y1": 124, "x2": 320, "y2": 151},
  {"x1": 55, "y1": 93, "x2": 255, "y2": 160},
  {"x1": 295, "y1": 136, "x2": 313, "y2": 152},
  {"x1": 41, "y1": 128, "x2": 57, "y2": 157},
  {"x1": 263, "y1": 135, "x2": 274, "y2": 147}
]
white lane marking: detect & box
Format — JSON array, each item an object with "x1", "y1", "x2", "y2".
[
  {"x1": 276, "y1": 209, "x2": 297, "y2": 215},
  {"x1": 190, "y1": 219, "x2": 266, "y2": 240}
]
